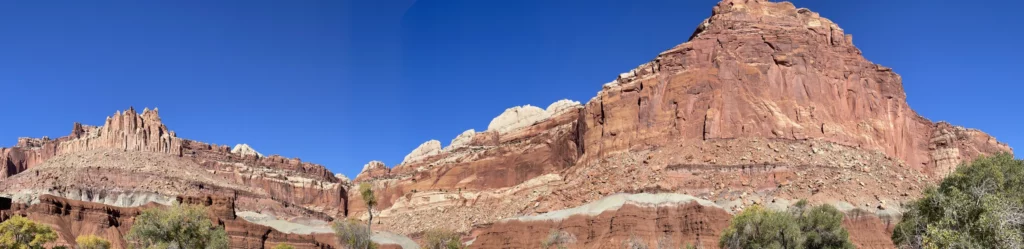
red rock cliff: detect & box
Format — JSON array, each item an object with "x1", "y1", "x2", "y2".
[
  {"x1": 347, "y1": 0, "x2": 1013, "y2": 247},
  {"x1": 0, "y1": 107, "x2": 347, "y2": 229},
  {"x1": 579, "y1": 0, "x2": 1010, "y2": 176}
]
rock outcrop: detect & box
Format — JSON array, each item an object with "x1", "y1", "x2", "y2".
[
  {"x1": 486, "y1": 99, "x2": 583, "y2": 134},
  {"x1": 0, "y1": 107, "x2": 350, "y2": 248},
  {"x1": 231, "y1": 143, "x2": 264, "y2": 158},
  {"x1": 445, "y1": 129, "x2": 476, "y2": 151},
  {"x1": 401, "y1": 140, "x2": 442, "y2": 165},
  {"x1": 487, "y1": 105, "x2": 546, "y2": 134},
  {"x1": 2, "y1": 107, "x2": 182, "y2": 178}
]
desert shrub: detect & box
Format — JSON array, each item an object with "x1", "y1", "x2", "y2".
[
  {"x1": 794, "y1": 204, "x2": 854, "y2": 249},
  {"x1": 893, "y1": 153, "x2": 1024, "y2": 249},
  {"x1": 720, "y1": 205, "x2": 803, "y2": 249},
  {"x1": 541, "y1": 229, "x2": 576, "y2": 249},
  {"x1": 272, "y1": 244, "x2": 295, "y2": 249},
  {"x1": 333, "y1": 218, "x2": 378, "y2": 249},
  {"x1": 656, "y1": 235, "x2": 674, "y2": 249},
  {"x1": 624, "y1": 234, "x2": 649, "y2": 249},
  {"x1": 124, "y1": 203, "x2": 228, "y2": 249},
  {"x1": 421, "y1": 228, "x2": 463, "y2": 249},
  {"x1": 719, "y1": 203, "x2": 853, "y2": 249},
  {"x1": 76, "y1": 234, "x2": 112, "y2": 249},
  {"x1": 0, "y1": 215, "x2": 58, "y2": 249}
]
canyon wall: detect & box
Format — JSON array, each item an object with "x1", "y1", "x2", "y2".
[
  {"x1": 0, "y1": 107, "x2": 347, "y2": 218},
  {"x1": 347, "y1": 0, "x2": 1013, "y2": 248},
  {"x1": 0, "y1": 194, "x2": 338, "y2": 249}
]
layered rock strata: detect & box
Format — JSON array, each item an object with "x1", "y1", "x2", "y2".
[
  {"x1": 578, "y1": 0, "x2": 1010, "y2": 175},
  {"x1": 0, "y1": 107, "x2": 348, "y2": 231},
  {"x1": 470, "y1": 194, "x2": 896, "y2": 249},
  {"x1": 347, "y1": 0, "x2": 1012, "y2": 247},
  {"x1": 0, "y1": 194, "x2": 339, "y2": 249}
]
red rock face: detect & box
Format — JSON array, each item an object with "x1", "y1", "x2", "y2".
[
  {"x1": 470, "y1": 202, "x2": 896, "y2": 249},
  {"x1": 346, "y1": 0, "x2": 1012, "y2": 247},
  {"x1": 0, "y1": 107, "x2": 347, "y2": 218},
  {"x1": 579, "y1": 0, "x2": 1009, "y2": 175},
  {"x1": 0, "y1": 107, "x2": 351, "y2": 248},
  {"x1": 347, "y1": 110, "x2": 582, "y2": 218},
  {"x1": 471, "y1": 202, "x2": 730, "y2": 249},
  {"x1": 0, "y1": 194, "x2": 341, "y2": 249}
]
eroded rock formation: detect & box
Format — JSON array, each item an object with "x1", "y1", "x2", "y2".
[
  {"x1": 0, "y1": 107, "x2": 352, "y2": 248},
  {"x1": 231, "y1": 143, "x2": 264, "y2": 158},
  {"x1": 471, "y1": 196, "x2": 897, "y2": 249},
  {"x1": 0, "y1": 194, "x2": 338, "y2": 249},
  {"x1": 347, "y1": 0, "x2": 1012, "y2": 248},
  {"x1": 579, "y1": 0, "x2": 1010, "y2": 174}
]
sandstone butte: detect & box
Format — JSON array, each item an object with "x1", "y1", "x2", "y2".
[{"x1": 0, "y1": 0, "x2": 1014, "y2": 249}]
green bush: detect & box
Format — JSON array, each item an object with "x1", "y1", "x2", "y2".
[
  {"x1": 420, "y1": 228, "x2": 463, "y2": 249},
  {"x1": 0, "y1": 215, "x2": 58, "y2": 249},
  {"x1": 719, "y1": 202, "x2": 853, "y2": 249},
  {"x1": 272, "y1": 244, "x2": 296, "y2": 249},
  {"x1": 76, "y1": 234, "x2": 112, "y2": 249},
  {"x1": 794, "y1": 204, "x2": 854, "y2": 249},
  {"x1": 893, "y1": 153, "x2": 1024, "y2": 249},
  {"x1": 125, "y1": 203, "x2": 228, "y2": 249},
  {"x1": 333, "y1": 218, "x2": 378, "y2": 249}
]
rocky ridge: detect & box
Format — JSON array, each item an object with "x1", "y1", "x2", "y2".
[{"x1": 0, "y1": 107, "x2": 352, "y2": 248}]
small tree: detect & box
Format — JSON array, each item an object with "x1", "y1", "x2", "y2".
[
  {"x1": 333, "y1": 218, "x2": 378, "y2": 249},
  {"x1": 795, "y1": 205, "x2": 853, "y2": 249},
  {"x1": 125, "y1": 202, "x2": 228, "y2": 249},
  {"x1": 893, "y1": 153, "x2": 1024, "y2": 249},
  {"x1": 720, "y1": 205, "x2": 803, "y2": 249},
  {"x1": 421, "y1": 228, "x2": 463, "y2": 249},
  {"x1": 272, "y1": 244, "x2": 295, "y2": 249},
  {"x1": 0, "y1": 215, "x2": 58, "y2": 249},
  {"x1": 719, "y1": 203, "x2": 853, "y2": 249},
  {"x1": 76, "y1": 234, "x2": 112, "y2": 249},
  {"x1": 360, "y1": 182, "x2": 378, "y2": 247}
]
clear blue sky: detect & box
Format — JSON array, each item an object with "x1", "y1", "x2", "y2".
[{"x1": 0, "y1": 0, "x2": 1020, "y2": 179}]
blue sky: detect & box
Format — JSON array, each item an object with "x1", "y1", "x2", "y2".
[{"x1": 0, "y1": 0, "x2": 1020, "y2": 179}]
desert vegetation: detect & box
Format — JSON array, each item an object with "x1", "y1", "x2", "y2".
[
  {"x1": 893, "y1": 153, "x2": 1024, "y2": 248},
  {"x1": 124, "y1": 202, "x2": 228, "y2": 249},
  {"x1": 333, "y1": 218, "x2": 378, "y2": 249},
  {"x1": 420, "y1": 228, "x2": 464, "y2": 249},
  {"x1": 0, "y1": 215, "x2": 57, "y2": 249},
  {"x1": 76, "y1": 234, "x2": 111, "y2": 249},
  {"x1": 271, "y1": 244, "x2": 295, "y2": 249},
  {"x1": 719, "y1": 200, "x2": 853, "y2": 249},
  {"x1": 541, "y1": 229, "x2": 576, "y2": 249}
]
